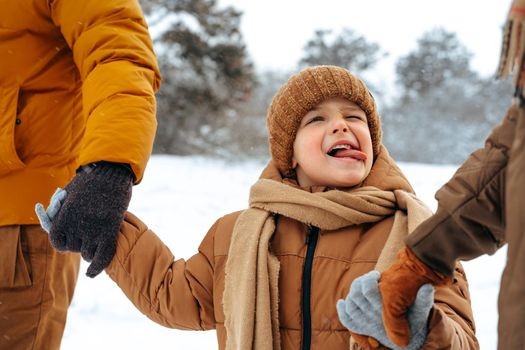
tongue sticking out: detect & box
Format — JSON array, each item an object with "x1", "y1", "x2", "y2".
[{"x1": 332, "y1": 149, "x2": 368, "y2": 160}]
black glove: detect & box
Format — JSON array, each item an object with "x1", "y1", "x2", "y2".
[{"x1": 49, "y1": 161, "x2": 134, "y2": 277}]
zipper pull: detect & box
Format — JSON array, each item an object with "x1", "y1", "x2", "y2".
[{"x1": 306, "y1": 225, "x2": 315, "y2": 244}]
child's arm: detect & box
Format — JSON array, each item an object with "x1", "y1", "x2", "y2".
[
  {"x1": 422, "y1": 263, "x2": 478, "y2": 349},
  {"x1": 104, "y1": 212, "x2": 217, "y2": 330},
  {"x1": 36, "y1": 190, "x2": 217, "y2": 329}
]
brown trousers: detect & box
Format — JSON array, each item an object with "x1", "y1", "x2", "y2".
[{"x1": 0, "y1": 225, "x2": 80, "y2": 350}]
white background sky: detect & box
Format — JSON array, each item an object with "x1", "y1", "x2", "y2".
[{"x1": 220, "y1": 0, "x2": 510, "y2": 89}]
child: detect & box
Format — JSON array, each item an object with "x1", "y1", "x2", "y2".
[{"x1": 37, "y1": 65, "x2": 478, "y2": 349}]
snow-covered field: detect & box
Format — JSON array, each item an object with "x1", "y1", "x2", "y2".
[{"x1": 61, "y1": 155, "x2": 506, "y2": 349}]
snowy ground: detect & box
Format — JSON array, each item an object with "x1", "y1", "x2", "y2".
[{"x1": 61, "y1": 155, "x2": 505, "y2": 349}]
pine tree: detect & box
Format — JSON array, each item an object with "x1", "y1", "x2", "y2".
[
  {"x1": 384, "y1": 27, "x2": 512, "y2": 164},
  {"x1": 299, "y1": 28, "x2": 384, "y2": 74},
  {"x1": 140, "y1": 0, "x2": 256, "y2": 154}
]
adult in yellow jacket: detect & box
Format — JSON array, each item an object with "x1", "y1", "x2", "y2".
[{"x1": 0, "y1": 0, "x2": 160, "y2": 349}]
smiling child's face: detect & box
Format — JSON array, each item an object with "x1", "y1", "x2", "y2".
[{"x1": 292, "y1": 97, "x2": 373, "y2": 188}]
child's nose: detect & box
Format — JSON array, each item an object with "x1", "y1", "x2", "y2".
[{"x1": 331, "y1": 119, "x2": 348, "y2": 134}]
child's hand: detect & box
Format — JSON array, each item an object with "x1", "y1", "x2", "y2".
[
  {"x1": 35, "y1": 188, "x2": 67, "y2": 233},
  {"x1": 378, "y1": 246, "x2": 451, "y2": 346},
  {"x1": 336, "y1": 270, "x2": 434, "y2": 350}
]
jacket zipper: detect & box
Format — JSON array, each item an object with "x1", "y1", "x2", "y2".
[{"x1": 302, "y1": 225, "x2": 319, "y2": 350}]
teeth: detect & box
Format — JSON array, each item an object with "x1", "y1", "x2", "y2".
[
  {"x1": 330, "y1": 144, "x2": 351, "y2": 152},
  {"x1": 328, "y1": 143, "x2": 354, "y2": 156}
]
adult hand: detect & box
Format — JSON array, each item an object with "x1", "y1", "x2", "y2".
[
  {"x1": 35, "y1": 162, "x2": 133, "y2": 277},
  {"x1": 378, "y1": 246, "x2": 451, "y2": 346}
]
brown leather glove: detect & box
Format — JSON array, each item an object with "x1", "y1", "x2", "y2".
[
  {"x1": 350, "y1": 332, "x2": 388, "y2": 350},
  {"x1": 378, "y1": 246, "x2": 452, "y2": 347}
]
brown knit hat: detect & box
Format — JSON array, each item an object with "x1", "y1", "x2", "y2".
[{"x1": 267, "y1": 65, "x2": 382, "y2": 178}]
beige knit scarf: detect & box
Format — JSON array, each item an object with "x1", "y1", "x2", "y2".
[
  {"x1": 223, "y1": 175, "x2": 432, "y2": 350},
  {"x1": 497, "y1": 0, "x2": 525, "y2": 100}
]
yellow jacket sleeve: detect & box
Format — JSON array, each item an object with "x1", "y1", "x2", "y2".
[{"x1": 49, "y1": 0, "x2": 161, "y2": 182}]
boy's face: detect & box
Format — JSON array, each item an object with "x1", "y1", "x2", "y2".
[{"x1": 292, "y1": 97, "x2": 373, "y2": 188}]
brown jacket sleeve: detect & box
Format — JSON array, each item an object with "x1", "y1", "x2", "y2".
[
  {"x1": 405, "y1": 106, "x2": 518, "y2": 276},
  {"x1": 424, "y1": 263, "x2": 478, "y2": 349},
  {"x1": 105, "y1": 212, "x2": 217, "y2": 330}
]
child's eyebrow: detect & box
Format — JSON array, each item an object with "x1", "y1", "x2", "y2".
[
  {"x1": 340, "y1": 105, "x2": 363, "y2": 111},
  {"x1": 308, "y1": 106, "x2": 322, "y2": 112}
]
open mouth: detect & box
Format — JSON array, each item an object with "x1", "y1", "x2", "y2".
[{"x1": 327, "y1": 144, "x2": 367, "y2": 160}]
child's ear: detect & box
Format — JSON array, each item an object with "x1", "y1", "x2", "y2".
[{"x1": 291, "y1": 157, "x2": 298, "y2": 169}]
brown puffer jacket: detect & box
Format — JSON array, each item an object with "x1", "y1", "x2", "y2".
[
  {"x1": 0, "y1": 0, "x2": 160, "y2": 226},
  {"x1": 106, "y1": 157, "x2": 478, "y2": 349},
  {"x1": 406, "y1": 105, "x2": 525, "y2": 349}
]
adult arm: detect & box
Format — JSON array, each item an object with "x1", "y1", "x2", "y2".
[
  {"x1": 48, "y1": 0, "x2": 161, "y2": 182},
  {"x1": 406, "y1": 106, "x2": 519, "y2": 276}
]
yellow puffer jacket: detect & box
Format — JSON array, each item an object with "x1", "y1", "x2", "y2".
[{"x1": 0, "y1": 0, "x2": 161, "y2": 226}]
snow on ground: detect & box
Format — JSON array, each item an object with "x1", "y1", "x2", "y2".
[{"x1": 61, "y1": 155, "x2": 505, "y2": 349}]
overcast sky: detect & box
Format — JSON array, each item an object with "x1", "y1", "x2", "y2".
[{"x1": 220, "y1": 0, "x2": 510, "y2": 87}]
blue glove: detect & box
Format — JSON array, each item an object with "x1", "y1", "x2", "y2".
[
  {"x1": 35, "y1": 188, "x2": 67, "y2": 233},
  {"x1": 336, "y1": 271, "x2": 434, "y2": 350}
]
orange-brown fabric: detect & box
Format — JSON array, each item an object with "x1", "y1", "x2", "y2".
[
  {"x1": 106, "y1": 147, "x2": 478, "y2": 350},
  {"x1": 0, "y1": 0, "x2": 160, "y2": 226},
  {"x1": 378, "y1": 246, "x2": 452, "y2": 347},
  {"x1": 406, "y1": 104, "x2": 525, "y2": 349},
  {"x1": 222, "y1": 159, "x2": 427, "y2": 350},
  {"x1": 350, "y1": 333, "x2": 387, "y2": 350},
  {"x1": 0, "y1": 225, "x2": 80, "y2": 350}
]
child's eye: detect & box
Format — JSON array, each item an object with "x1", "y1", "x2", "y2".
[
  {"x1": 305, "y1": 116, "x2": 324, "y2": 125},
  {"x1": 345, "y1": 115, "x2": 365, "y2": 121}
]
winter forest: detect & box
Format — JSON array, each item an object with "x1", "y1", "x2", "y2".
[{"x1": 139, "y1": 0, "x2": 512, "y2": 165}]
